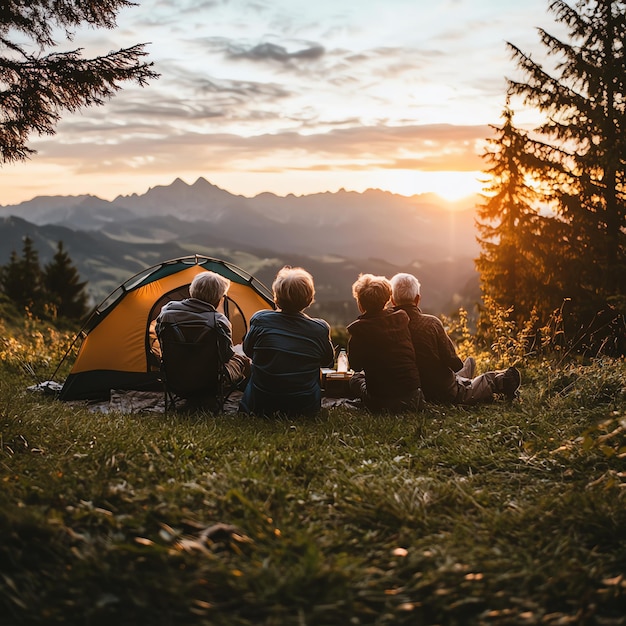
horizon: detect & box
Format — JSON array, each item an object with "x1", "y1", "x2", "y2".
[{"x1": 0, "y1": 175, "x2": 482, "y2": 210}]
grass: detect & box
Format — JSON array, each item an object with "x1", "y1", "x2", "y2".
[{"x1": 1, "y1": 348, "x2": 626, "y2": 624}]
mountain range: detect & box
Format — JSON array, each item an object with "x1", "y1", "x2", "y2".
[{"x1": 0, "y1": 177, "x2": 482, "y2": 325}]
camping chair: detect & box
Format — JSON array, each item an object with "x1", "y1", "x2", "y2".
[{"x1": 157, "y1": 318, "x2": 229, "y2": 413}]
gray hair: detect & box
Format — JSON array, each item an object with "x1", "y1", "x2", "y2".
[
  {"x1": 390, "y1": 272, "x2": 421, "y2": 305},
  {"x1": 189, "y1": 271, "x2": 230, "y2": 307}
]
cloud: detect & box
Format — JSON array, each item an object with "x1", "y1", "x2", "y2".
[
  {"x1": 194, "y1": 77, "x2": 292, "y2": 99},
  {"x1": 227, "y1": 41, "x2": 326, "y2": 64},
  {"x1": 46, "y1": 72, "x2": 296, "y2": 136},
  {"x1": 32, "y1": 120, "x2": 490, "y2": 180}
]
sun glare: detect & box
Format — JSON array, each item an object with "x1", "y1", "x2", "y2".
[{"x1": 381, "y1": 170, "x2": 483, "y2": 202}]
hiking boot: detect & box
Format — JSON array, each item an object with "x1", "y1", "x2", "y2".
[
  {"x1": 457, "y1": 356, "x2": 476, "y2": 379},
  {"x1": 500, "y1": 367, "x2": 521, "y2": 401}
]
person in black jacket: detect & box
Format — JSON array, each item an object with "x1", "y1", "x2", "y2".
[
  {"x1": 347, "y1": 273, "x2": 423, "y2": 413},
  {"x1": 390, "y1": 272, "x2": 521, "y2": 404}
]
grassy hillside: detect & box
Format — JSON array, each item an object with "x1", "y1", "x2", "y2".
[{"x1": 1, "y1": 321, "x2": 625, "y2": 625}]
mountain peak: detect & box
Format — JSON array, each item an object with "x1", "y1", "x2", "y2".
[
  {"x1": 191, "y1": 177, "x2": 246, "y2": 198},
  {"x1": 191, "y1": 177, "x2": 212, "y2": 188}
]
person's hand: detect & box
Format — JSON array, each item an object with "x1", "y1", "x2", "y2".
[
  {"x1": 233, "y1": 343, "x2": 245, "y2": 356},
  {"x1": 242, "y1": 356, "x2": 251, "y2": 378}
]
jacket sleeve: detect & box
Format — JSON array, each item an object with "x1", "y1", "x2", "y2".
[
  {"x1": 435, "y1": 319, "x2": 463, "y2": 371},
  {"x1": 215, "y1": 316, "x2": 236, "y2": 363},
  {"x1": 215, "y1": 314, "x2": 252, "y2": 383},
  {"x1": 222, "y1": 353, "x2": 251, "y2": 384},
  {"x1": 242, "y1": 320, "x2": 258, "y2": 358},
  {"x1": 154, "y1": 304, "x2": 170, "y2": 340},
  {"x1": 320, "y1": 323, "x2": 335, "y2": 368}
]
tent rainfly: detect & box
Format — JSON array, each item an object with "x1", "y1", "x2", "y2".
[{"x1": 57, "y1": 255, "x2": 274, "y2": 401}]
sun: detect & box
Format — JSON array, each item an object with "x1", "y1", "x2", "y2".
[
  {"x1": 384, "y1": 170, "x2": 483, "y2": 202},
  {"x1": 428, "y1": 171, "x2": 483, "y2": 202}
]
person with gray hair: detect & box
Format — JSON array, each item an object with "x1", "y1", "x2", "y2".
[
  {"x1": 390, "y1": 272, "x2": 521, "y2": 404},
  {"x1": 189, "y1": 270, "x2": 230, "y2": 305},
  {"x1": 239, "y1": 266, "x2": 335, "y2": 417},
  {"x1": 156, "y1": 270, "x2": 251, "y2": 397}
]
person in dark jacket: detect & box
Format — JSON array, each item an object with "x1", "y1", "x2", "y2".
[
  {"x1": 347, "y1": 273, "x2": 423, "y2": 412},
  {"x1": 239, "y1": 266, "x2": 335, "y2": 417},
  {"x1": 389, "y1": 272, "x2": 521, "y2": 404},
  {"x1": 156, "y1": 271, "x2": 251, "y2": 389}
]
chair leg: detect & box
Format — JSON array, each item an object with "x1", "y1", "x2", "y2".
[{"x1": 164, "y1": 387, "x2": 177, "y2": 413}]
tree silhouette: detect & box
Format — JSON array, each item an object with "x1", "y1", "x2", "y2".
[
  {"x1": 477, "y1": 107, "x2": 546, "y2": 322},
  {"x1": 0, "y1": 250, "x2": 25, "y2": 307},
  {"x1": 43, "y1": 241, "x2": 89, "y2": 321},
  {"x1": 0, "y1": 237, "x2": 89, "y2": 321},
  {"x1": 0, "y1": 236, "x2": 44, "y2": 313},
  {"x1": 477, "y1": 106, "x2": 580, "y2": 325},
  {"x1": 0, "y1": 0, "x2": 158, "y2": 162},
  {"x1": 506, "y1": 0, "x2": 625, "y2": 318},
  {"x1": 478, "y1": 0, "x2": 626, "y2": 353}
]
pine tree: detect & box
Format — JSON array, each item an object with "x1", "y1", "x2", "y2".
[
  {"x1": 42, "y1": 241, "x2": 89, "y2": 320},
  {"x1": 506, "y1": 0, "x2": 626, "y2": 318},
  {"x1": 0, "y1": 236, "x2": 44, "y2": 312},
  {"x1": 0, "y1": 1, "x2": 158, "y2": 162},
  {"x1": 477, "y1": 107, "x2": 552, "y2": 322},
  {"x1": 477, "y1": 106, "x2": 579, "y2": 326},
  {"x1": 0, "y1": 249, "x2": 24, "y2": 305}
]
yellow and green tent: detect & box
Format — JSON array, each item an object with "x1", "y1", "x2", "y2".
[{"x1": 58, "y1": 255, "x2": 274, "y2": 401}]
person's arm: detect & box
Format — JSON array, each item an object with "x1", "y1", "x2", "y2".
[
  {"x1": 216, "y1": 315, "x2": 251, "y2": 384},
  {"x1": 223, "y1": 353, "x2": 251, "y2": 384},
  {"x1": 242, "y1": 321, "x2": 258, "y2": 358},
  {"x1": 154, "y1": 306, "x2": 175, "y2": 355},
  {"x1": 435, "y1": 319, "x2": 463, "y2": 371},
  {"x1": 154, "y1": 305, "x2": 169, "y2": 339},
  {"x1": 321, "y1": 323, "x2": 335, "y2": 368},
  {"x1": 215, "y1": 316, "x2": 236, "y2": 362},
  {"x1": 148, "y1": 319, "x2": 161, "y2": 360}
]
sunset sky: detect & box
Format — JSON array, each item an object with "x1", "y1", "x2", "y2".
[{"x1": 1, "y1": 0, "x2": 557, "y2": 206}]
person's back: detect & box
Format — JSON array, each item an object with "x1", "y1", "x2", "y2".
[
  {"x1": 156, "y1": 271, "x2": 250, "y2": 410},
  {"x1": 157, "y1": 302, "x2": 223, "y2": 407},
  {"x1": 395, "y1": 303, "x2": 462, "y2": 401},
  {"x1": 239, "y1": 267, "x2": 334, "y2": 417},
  {"x1": 390, "y1": 273, "x2": 521, "y2": 405},
  {"x1": 240, "y1": 308, "x2": 334, "y2": 415},
  {"x1": 347, "y1": 273, "x2": 422, "y2": 412},
  {"x1": 158, "y1": 297, "x2": 221, "y2": 329},
  {"x1": 348, "y1": 308, "x2": 421, "y2": 401}
]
